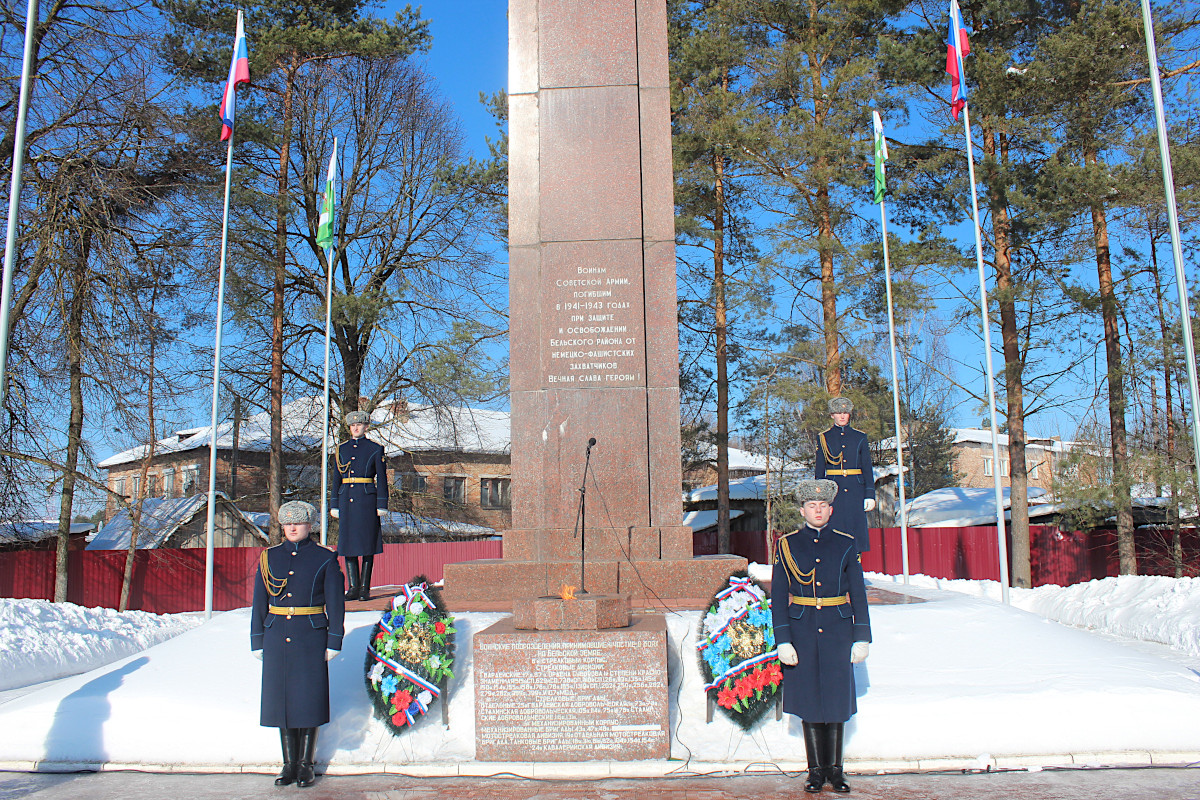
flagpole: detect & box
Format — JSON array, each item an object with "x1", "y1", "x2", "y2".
[
  {"x1": 203, "y1": 135, "x2": 236, "y2": 620},
  {"x1": 320, "y1": 241, "x2": 336, "y2": 546},
  {"x1": 878, "y1": 199, "x2": 910, "y2": 584},
  {"x1": 1139, "y1": 0, "x2": 1200, "y2": 501},
  {"x1": 0, "y1": 0, "x2": 40, "y2": 409},
  {"x1": 961, "y1": 104, "x2": 1011, "y2": 604}
]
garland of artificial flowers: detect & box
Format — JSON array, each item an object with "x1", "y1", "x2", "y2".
[
  {"x1": 363, "y1": 576, "x2": 455, "y2": 734},
  {"x1": 696, "y1": 571, "x2": 783, "y2": 730}
]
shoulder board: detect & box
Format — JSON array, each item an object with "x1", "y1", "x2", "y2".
[
  {"x1": 267, "y1": 541, "x2": 286, "y2": 550},
  {"x1": 833, "y1": 528, "x2": 854, "y2": 539}
]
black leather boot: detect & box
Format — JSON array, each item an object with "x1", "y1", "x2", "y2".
[
  {"x1": 826, "y1": 722, "x2": 850, "y2": 793},
  {"x1": 273, "y1": 728, "x2": 298, "y2": 786},
  {"x1": 343, "y1": 557, "x2": 360, "y2": 601},
  {"x1": 296, "y1": 727, "x2": 318, "y2": 787},
  {"x1": 802, "y1": 721, "x2": 825, "y2": 792},
  {"x1": 359, "y1": 556, "x2": 374, "y2": 601}
]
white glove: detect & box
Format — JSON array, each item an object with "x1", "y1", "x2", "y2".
[
  {"x1": 330, "y1": 508, "x2": 339, "y2": 519},
  {"x1": 325, "y1": 649, "x2": 337, "y2": 662},
  {"x1": 376, "y1": 508, "x2": 386, "y2": 517},
  {"x1": 863, "y1": 498, "x2": 876, "y2": 512},
  {"x1": 252, "y1": 650, "x2": 263, "y2": 661},
  {"x1": 851, "y1": 642, "x2": 869, "y2": 663},
  {"x1": 777, "y1": 642, "x2": 798, "y2": 666}
]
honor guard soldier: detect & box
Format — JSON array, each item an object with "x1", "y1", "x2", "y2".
[
  {"x1": 330, "y1": 410, "x2": 388, "y2": 601},
  {"x1": 251, "y1": 500, "x2": 345, "y2": 788},
  {"x1": 773, "y1": 479, "x2": 871, "y2": 793},
  {"x1": 815, "y1": 396, "x2": 876, "y2": 552}
]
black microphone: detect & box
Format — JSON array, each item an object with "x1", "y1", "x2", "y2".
[{"x1": 587, "y1": 437, "x2": 597, "y2": 447}]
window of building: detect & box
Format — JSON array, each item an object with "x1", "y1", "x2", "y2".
[
  {"x1": 113, "y1": 477, "x2": 126, "y2": 499},
  {"x1": 181, "y1": 464, "x2": 200, "y2": 495},
  {"x1": 162, "y1": 468, "x2": 175, "y2": 497},
  {"x1": 481, "y1": 478, "x2": 511, "y2": 509},
  {"x1": 1000, "y1": 459, "x2": 1009, "y2": 477},
  {"x1": 1028, "y1": 462, "x2": 1040, "y2": 479},
  {"x1": 130, "y1": 474, "x2": 142, "y2": 498},
  {"x1": 398, "y1": 472, "x2": 427, "y2": 494},
  {"x1": 146, "y1": 474, "x2": 159, "y2": 496},
  {"x1": 443, "y1": 476, "x2": 466, "y2": 504},
  {"x1": 983, "y1": 458, "x2": 993, "y2": 477}
]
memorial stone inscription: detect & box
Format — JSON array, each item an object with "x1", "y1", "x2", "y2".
[
  {"x1": 547, "y1": 262, "x2": 643, "y2": 387},
  {"x1": 474, "y1": 616, "x2": 669, "y2": 761}
]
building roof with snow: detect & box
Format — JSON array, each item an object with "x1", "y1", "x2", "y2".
[
  {"x1": 0, "y1": 521, "x2": 95, "y2": 546},
  {"x1": 686, "y1": 466, "x2": 898, "y2": 503},
  {"x1": 88, "y1": 493, "x2": 266, "y2": 550},
  {"x1": 99, "y1": 399, "x2": 511, "y2": 470}
]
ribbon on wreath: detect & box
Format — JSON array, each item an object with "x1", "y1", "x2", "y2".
[
  {"x1": 714, "y1": 575, "x2": 756, "y2": 601},
  {"x1": 391, "y1": 581, "x2": 436, "y2": 612},
  {"x1": 368, "y1": 645, "x2": 442, "y2": 698},
  {"x1": 702, "y1": 649, "x2": 780, "y2": 693}
]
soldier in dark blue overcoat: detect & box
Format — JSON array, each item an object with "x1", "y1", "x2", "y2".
[
  {"x1": 330, "y1": 410, "x2": 388, "y2": 601},
  {"x1": 251, "y1": 500, "x2": 345, "y2": 788},
  {"x1": 772, "y1": 479, "x2": 871, "y2": 794},
  {"x1": 815, "y1": 396, "x2": 876, "y2": 552}
]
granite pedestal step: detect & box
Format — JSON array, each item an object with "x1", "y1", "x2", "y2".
[{"x1": 441, "y1": 554, "x2": 746, "y2": 611}]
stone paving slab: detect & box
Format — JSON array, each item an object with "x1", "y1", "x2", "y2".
[{"x1": 1, "y1": 766, "x2": 1199, "y2": 799}]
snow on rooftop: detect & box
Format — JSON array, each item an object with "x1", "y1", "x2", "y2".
[
  {"x1": 0, "y1": 521, "x2": 95, "y2": 546},
  {"x1": 87, "y1": 493, "x2": 265, "y2": 551},
  {"x1": 903, "y1": 486, "x2": 1052, "y2": 528},
  {"x1": 688, "y1": 467, "x2": 897, "y2": 503},
  {"x1": 99, "y1": 399, "x2": 511, "y2": 469},
  {"x1": 681, "y1": 508, "x2": 745, "y2": 531}
]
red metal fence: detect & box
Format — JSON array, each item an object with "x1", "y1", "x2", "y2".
[{"x1": 0, "y1": 540, "x2": 503, "y2": 614}]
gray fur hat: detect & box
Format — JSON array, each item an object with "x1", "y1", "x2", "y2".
[
  {"x1": 795, "y1": 479, "x2": 838, "y2": 505},
  {"x1": 344, "y1": 410, "x2": 370, "y2": 426},
  {"x1": 278, "y1": 500, "x2": 317, "y2": 525},
  {"x1": 828, "y1": 396, "x2": 853, "y2": 415}
]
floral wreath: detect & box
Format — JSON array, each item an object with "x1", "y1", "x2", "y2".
[
  {"x1": 364, "y1": 576, "x2": 455, "y2": 734},
  {"x1": 696, "y1": 572, "x2": 782, "y2": 730}
]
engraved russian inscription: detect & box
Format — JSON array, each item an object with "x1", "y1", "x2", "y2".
[{"x1": 473, "y1": 620, "x2": 670, "y2": 761}]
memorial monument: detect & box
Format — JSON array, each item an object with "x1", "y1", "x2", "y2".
[{"x1": 442, "y1": 0, "x2": 746, "y2": 609}]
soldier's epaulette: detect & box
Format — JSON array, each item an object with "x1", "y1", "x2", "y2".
[{"x1": 833, "y1": 528, "x2": 854, "y2": 540}]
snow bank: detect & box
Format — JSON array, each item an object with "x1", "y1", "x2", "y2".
[
  {"x1": 867, "y1": 572, "x2": 1200, "y2": 658},
  {"x1": 0, "y1": 599, "x2": 203, "y2": 691}
]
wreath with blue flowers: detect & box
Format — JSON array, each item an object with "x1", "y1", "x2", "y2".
[
  {"x1": 696, "y1": 571, "x2": 782, "y2": 730},
  {"x1": 363, "y1": 576, "x2": 455, "y2": 734}
]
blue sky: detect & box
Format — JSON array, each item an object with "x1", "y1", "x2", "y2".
[{"x1": 389, "y1": 0, "x2": 509, "y2": 158}]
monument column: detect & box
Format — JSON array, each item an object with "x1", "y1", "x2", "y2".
[{"x1": 443, "y1": 0, "x2": 745, "y2": 606}]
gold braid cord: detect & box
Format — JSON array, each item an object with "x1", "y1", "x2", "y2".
[
  {"x1": 334, "y1": 442, "x2": 351, "y2": 476},
  {"x1": 259, "y1": 551, "x2": 287, "y2": 598},
  {"x1": 776, "y1": 536, "x2": 815, "y2": 590},
  {"x1": 819, "y1": 431, "x2": 845, "y2": 468}
]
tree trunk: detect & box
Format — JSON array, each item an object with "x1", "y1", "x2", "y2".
[
  {"x1": 54, "y1": 245, "x2": 87, "y2": 602},
  {"x1": 269, "y1": 65, "x2": 297, "y2": 543},
  {"x1": 984, "y1": 129, "x2": 1030, "y2": 588},
  {"x1": 816, "y1": 183, "x2": 841, "y2": 396},
  {"x1": 713, "y1": 151, "x2": 731, "y2": 555},
  {"x1": 120, "y1": 289, "x2": 157, "y2": 612},
  {"x1": 1088, "y1": 149, "x2": 1135, "y2": 574}
]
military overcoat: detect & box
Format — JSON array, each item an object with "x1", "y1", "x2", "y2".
[
  {"x1": 770, "y1": 525, "x2": 871, "y2": 723},
  {"x1": 251, "y1": 537, "x2": 345, "y2": 728},
  {"x1": 330, "y1": 436, "x2": 388, "y2": 556},
  {"x1": 814, "y1": 425, "x2": 875, "y2": 552}
]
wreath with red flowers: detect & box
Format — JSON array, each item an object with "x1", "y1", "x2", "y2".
[
  {"x1": 363, "y1": 576, "x2": 455, "y2": 735},
  {"x1": 696, "y1": 571, "x2": 782, "y2": 730}
]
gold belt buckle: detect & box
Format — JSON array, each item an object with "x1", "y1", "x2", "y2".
[
  {"x1": 816, "y1": 599, "x2": 823, "y2": 609},
  {"x1": 287, "y1": 608, "x2": 294, "y2": 619}
]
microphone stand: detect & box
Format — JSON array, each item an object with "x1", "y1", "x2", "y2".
[{"x1": 575, "y1": 437, "x2": 596, "y2": 594}]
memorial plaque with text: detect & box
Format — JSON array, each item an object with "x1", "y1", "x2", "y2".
[{"x1": 473, "y1": 615, "x2": 669, "y2": 761}]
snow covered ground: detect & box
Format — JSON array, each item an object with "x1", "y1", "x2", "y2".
[
  {"x1": 0, "y1": 600, "x2": 202, "y2": 693},
  {"x1": 0, "y1": 575, "x2": 1198, "y2": 770}
]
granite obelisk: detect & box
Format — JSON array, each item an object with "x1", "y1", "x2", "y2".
[{"x1": 443, "y1": 0, "x2": 745, "y2": 606}]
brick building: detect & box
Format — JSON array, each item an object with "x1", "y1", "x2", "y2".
[
  {"x1": 949, "y1": 428, "x2": 1074, "y2": 492},
  {"x1": 100, "y1": 399, "x2": 513, "y2": 533}
]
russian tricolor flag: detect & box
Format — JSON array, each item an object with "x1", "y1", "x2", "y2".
[
  {"x1": 218, "y1": 10, "x2": 250, "y2": 141},
  {"x1": 946, "y1": 0, "x2": 970, "y2": 120}
]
